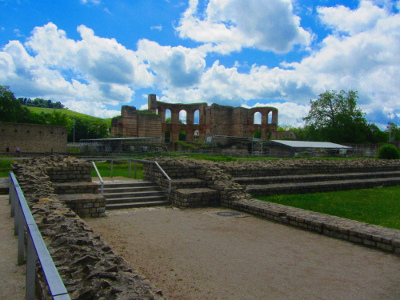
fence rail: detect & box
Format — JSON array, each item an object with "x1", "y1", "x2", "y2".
[
  {"x1": 9, "y1": 172, "x2": 70, "y2": 300},
  {"x1": 87, "y1": 158, "x2": 172, "y2": 194}
]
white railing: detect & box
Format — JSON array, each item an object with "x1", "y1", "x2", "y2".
[
  {"x1": 88, "y1": 158, "x2": 172, "y2": 194},
  {"x1": 9, "y1": 172, "x2": 70, "y2": 300}
]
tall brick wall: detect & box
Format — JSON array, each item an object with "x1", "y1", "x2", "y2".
[
  {"x1": 0, "y1": 122, "x2": 67, "y2": 153},
  {"x1": 111, "y1": 94, "x2": 278, "y2": 143}
]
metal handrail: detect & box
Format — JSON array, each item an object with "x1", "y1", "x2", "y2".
[
  {"x1": 154, "y1": 161, "x2": 172, "y2": 193},
  {"x1": 90, "y1": 161, "x2": 104, "y2": 195},
  {"x1": 9, "y1": 172, "x2": 70, "y2": 300},
  {"x1": 86, "y1": 158, "x2": 172, "y2": 194}
]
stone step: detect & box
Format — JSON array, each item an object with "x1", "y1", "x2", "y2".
[
  {"x1": 53, "y1": 182, "x2": 100, "y2": 194},
  {"x1": 174, "y1": 187, "x2": 220, "y2": 207},
  {"x1": 247, "y1": 177, "x2": 400, "y2": 197},
  {"x1": 171, "y1": 178, "x2": 207, "y2": 189},
  {"x1": 101, "y1": 181, "x2": 154, "y2": 189},
  {"x1": 103, "y1": 186, "x2": 160, "y2": 194},
  {"x1": 104, "y1": 190, "x2": 165, "y2": 199},
  {"x1": 234, "y1": 171, "x2": 400, "y2": 185},
  {"x1": 106, "y1": 200, "x2": 169, "y2": 210},
  {"x1": 106, "y1": 195, "x2": 167, "y2": 204},
  {"x1": 100, "y1": 180, "x2": 168, "y2": 209}
]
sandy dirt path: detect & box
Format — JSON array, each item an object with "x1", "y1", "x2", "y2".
[
  {"x1": 0, "y1": 195, "x2": 26, "y2": 299},
  {"x1": 85, "y1": 206, "x2": 400, "y2": 300}
]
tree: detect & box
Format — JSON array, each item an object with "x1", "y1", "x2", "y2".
[
  {"x1": 0, "y1": 86, "x2": 31, "y2": 123},
  {"x1": 387, "y1": 122, "x2": 400, "y2": 142},
  {"x1": 303, "y1": 90, "x2": 371, "y2": 143}
]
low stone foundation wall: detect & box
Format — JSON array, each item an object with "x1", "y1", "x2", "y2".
[
  {"x1": 224, "y1": 198, "x2": 400, "y2": 255},
  {"x1": 217, "y1": 159, "x2": 400, "y2": 177},
  {"x1": 11, "y1": 156, "x2": 163, "y2": 299}
]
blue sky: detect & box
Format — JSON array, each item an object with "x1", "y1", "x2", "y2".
[{"x1": 1, "y1": 0, "x2": 399, "y2": 129}]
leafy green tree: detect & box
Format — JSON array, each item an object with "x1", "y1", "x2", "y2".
[
  {"x1": 387, "y1": 122, "x2": 400, "y2": 142},
  {"x1": 303, "y1": 90, "x2": 371, "y2": 143},
  {"x1": 0, "y1": 86, "x2": 31, "y2": 123}
]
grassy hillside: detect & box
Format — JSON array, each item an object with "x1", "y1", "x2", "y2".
[{"x1": 26, "y1": 107, "x2": 114, "y2": 126}]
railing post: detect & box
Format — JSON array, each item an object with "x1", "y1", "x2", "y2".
[
  {"x1": 26, "y1": 234, "x2": 37, "y2": 300},
  {"x1": 110, "y1": 160, "x2": 114, "y2": 178},
  {"x1": 128, "y1": 160, "x2": 132, "y2": 178},
  {"x1": 150, "y1": 163, "x2": 154, "y2": 181},
  {"x1": 134, "y1": 162, "x2": 137, "y2": 179}
]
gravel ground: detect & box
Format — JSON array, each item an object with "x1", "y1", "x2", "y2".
[
  {"x1": 85, "y1": 206, "x2": 400, "y2": 300},
  {"x1": 0, "y1": 195, "x2": 26, "y2": 300}
]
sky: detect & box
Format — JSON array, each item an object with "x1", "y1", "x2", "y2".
[{"x1": 1, "y1": 0, "x2": 399, "y2": 129}]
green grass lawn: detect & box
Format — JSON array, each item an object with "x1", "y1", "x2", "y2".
[
  {"x1": 0, "y1": 159, "x2": 16, "y2": 177},
  {"x1": 254, "y1": 187, "x2": 400, "y2": 230},
  {"x1": 91, "y1": 161, "x2": 143, "y2": 179}
]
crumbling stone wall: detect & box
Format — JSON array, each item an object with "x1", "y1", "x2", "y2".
[{"x1": 11, "y1": 156, "x2": 163, "y2": 299}]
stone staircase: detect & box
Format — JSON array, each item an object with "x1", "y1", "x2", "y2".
[
  {"x1": 102, "y1": 181, "x2": 169, "y2": 209},
  {"x1": 234, "y1": 171, "x2": 400, "y2": 196},
  {"x1": 171, "y1": 178, "x2": 220, "y2": 207}
]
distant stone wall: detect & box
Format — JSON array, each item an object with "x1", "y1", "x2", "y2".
[
  {"x1": 0, "y1": 122, "x2": 67, "y2": 153},
  {"x1": 11, "y1": 156, "x2": 163, "y2": 299}
]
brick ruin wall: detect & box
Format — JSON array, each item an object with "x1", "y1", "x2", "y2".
[
  {"x1": 11, "y1": 156, "x2": 163, "y2": 299},
  {"x1": 112, "y1": 94, "x2": 278, "y2": 143},
  {"x1": 0, "y1": 122, "x2": 67, "y2": 153},
  {"x1": 111, "y1": 105, "x2": 162, "y2": 138},
  {"x1": 143, "y1": 158, "x2": 400, "y2": 255}
]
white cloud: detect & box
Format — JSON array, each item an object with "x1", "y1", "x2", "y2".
[
  {"x1": 1, "y1": 23, "x2": 154, "y2": 116},
  {"x1": 176, "y1": 0, "x2": 311, "y2": 54},
  {"x1": 80, "y1": 0, "x2": 101, "y2": 5},
  {"x1": 136, "y1": 39, "x2": 206, "y2": 88}
]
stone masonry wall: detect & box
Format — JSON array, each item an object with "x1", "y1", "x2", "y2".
[
  {"x1": 0, "y1": 122, "x2": 67, "y2": 153},
  {"x1": 11, "y1": 156, "x2": 163, "y2": 299}
]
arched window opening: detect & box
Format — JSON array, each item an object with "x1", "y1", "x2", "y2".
[
  {"x1": 254, "y1": 112, "x2": 262, "y2": 125},
  {"x1": 253, "y1": 130, "x2": 261, "y2": 139},
  {"x1": 165, "y1": 130, "x2": 171, "y2": 143},
  {"x1": 165, "y1": 109, "x2": 171, "y2": 123},
  {"x1": 194, "y1": 110, "x2": 200, "y2": 124},
  {"x1": 179, "y1": 130, "x2": 187, "y2": 141},
  {"x1": 179, "y1": 110, "x2": 187, "y2": 124},
  {"x1": 267, "y1": 111, "x2": 272, "y2": 124}
]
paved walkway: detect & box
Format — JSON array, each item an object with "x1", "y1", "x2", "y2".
[
  {"x1": 0, "y1": 195, "x2": 25, "y2": 299},
  {"x1": 86, "y1": 207, "x2": 400, "y2": 300}
]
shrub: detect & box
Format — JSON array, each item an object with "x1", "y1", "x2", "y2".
[{"x1": 378, "y1": 144, "x2": 400, "y2": 159}]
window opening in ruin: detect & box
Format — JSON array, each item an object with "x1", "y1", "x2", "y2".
[
  {"x1": 268, "y1": 111, "x2": 272, "y2": 124},
  {"x1": 254, "y1": 112, "x2": 262, "y2": 125},
  {"x1": 253, "y1": 130, "x2": 261, "y2": 139},
  {"x1": 194, "y1": 110, "x2": 200, "y2": 124},
  {"x1": 165, "y1": 130, "x2": 171, "y2": 143},
  {"x1": 194, "y1": 130, "x2": 199, "y2": 141},
  {"x1": 179, "y1": 110, "x2": 187, "y2": 125},
  {"x1": 179, "y1": 130, "x2": 186, "y2": 141},
  {"x1": 165, "y1": 109, "x2": 171, "y2": 123}
]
